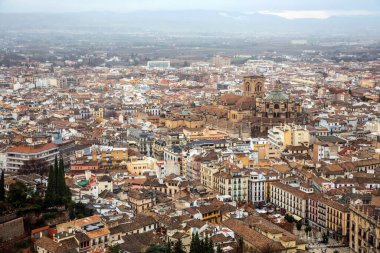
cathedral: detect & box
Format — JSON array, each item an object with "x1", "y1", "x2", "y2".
[{"x1": 220, "y1": 75, "x2": 306, "y2": 136}]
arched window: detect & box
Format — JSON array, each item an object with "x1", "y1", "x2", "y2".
[
  {"x1": 274, "y1": 104, "x2": 280, "y2": 109},
  {"x1": 255, "y1": 82, "x2": 262, "y2": 92},
  {"x1": 245, "y1": 82, "x2": 251, "y2": 92}
]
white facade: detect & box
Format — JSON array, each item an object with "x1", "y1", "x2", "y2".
[
  {"x1": 248, "y1": 171, "x2": 266, "y2": 203},
  {"x1": 270, "y1": 182, "x2": 309, "y2": 219},
  {"x1": 5, "y1": 144, "x2": 59, "y2": 172},
  {"x1": 163, "y1": 147, "x2": 182, "y2": 176}
]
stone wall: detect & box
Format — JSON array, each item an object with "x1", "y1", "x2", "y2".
[{"x1": 0, "y1": 217, "x2": 24, "y2": 242}]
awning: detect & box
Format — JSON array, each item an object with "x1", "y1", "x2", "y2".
[{"x1": 292, "y1": 214, "x2": 302, "y2": 222}]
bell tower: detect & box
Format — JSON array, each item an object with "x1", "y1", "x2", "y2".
[{"x1": 242, "y1": 75, "x2": 265, "y2": 98}]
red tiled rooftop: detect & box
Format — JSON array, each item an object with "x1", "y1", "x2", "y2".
[{"x1": 7, "y1": 143, "x2": 58, "y2": 154}]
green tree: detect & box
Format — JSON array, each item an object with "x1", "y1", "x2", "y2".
[
  {"x1": 145, "y1": 244, "x2": 166, "y2": 253},
  {"x1": 165, "y1": 240, "x2": 172, "y2": 253},
  {"x1": 173, "y1": 239, "x2": 185, "y2": 253},
  {"x1": 208, "y1": 238, "x2": 214, "y2": 253},
  {"x1": 200, "y1": 237, "x2": 205, "y2": 252},
  {"x1": 47, "y1": 156, "x2": 71, "y2": 206},
  {"x1": 108, "y1": 244, "x2": 121, "y2": 253},
  {"x1": 56, "y1": 157, "x2": 65, "y2": 195},
  {"x1": 19, "y1": 158, "x2": 49, "y2": 197},
  {"x1": 69, "y1": 202, "x2": 93, "y2": 219},
  {"x1": 18, "y1": 158, "x2": 49, "y2": 177},
  {"x1": 0, "y1": 170, "x2": 5, "y2": 201},
  {"x1": 54, "y1": 156, "x2": 59, "y2": 189},
  {"x1": 190, "y1": 233, "x2": 196, "y2": 253},
  {"x1": 216, "y1": 245, "x2": 223, "y2": 253},
  {"x1": 44, "y1": 165, "x2": 56, "y2": 207},
  {"x1": 7, "y1": 182, "x2": 27, "y2": 208},
  {"x1": 204, "y1": 235, "x2": 209, "y2": 252},
  {"x1": 296, "y1": 221, "x2": 302, "y2": 231},
  {"x1": 190, "y1": 232, "x2": 201, "y2": 253},
  {"x1": 59, "y1": 157, "x2": 71, "y2": 204}
]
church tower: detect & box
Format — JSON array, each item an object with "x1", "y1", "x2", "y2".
[{"x1": 242, "y1": 75, "x2": 265, "y2": 98}]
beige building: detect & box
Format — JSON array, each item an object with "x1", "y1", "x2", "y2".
[
  {"x1": 98, "y1": 175, "x2": 113, "y2": 193},
  {"x1": 92, "y1": 146, "x2": 129, "y2": 168},
  {"x1": 55, "y1": 215, "x2": 110, "y2": 251},
  {"x1": 127, "y1": 156, "x2": 157, "y2": 175},
  {"x1": 213, "y1": 168, "x2": 249, "y2": 201},
  {"x1": 200, "y1": 162, "x2": 224, "y2": 192},
  {"x1": 308, "y1": 194, "x2": 349, "y2": 243},
  {"x1": 92, "y1": 146, "x2": 157, "y2": 174},
  {"x1": 91, "y1": 106, "x2": 104, "y2": 120},
  {"x1": 126, "y1": 189, "x2": 157, "y2": 213},
  {"x1": 349, "y1": 205, "x2": 380, "y2": 253},
  {"x1": 164, "y1": 115, "x2": 205, "y2": 129},
  {"x1": 268, "y1": 124, "x2": 310, "y2": 151}
]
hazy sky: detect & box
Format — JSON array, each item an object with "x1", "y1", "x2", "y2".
[{"x1": 1, "y1": 0, "x2": 380, "y2": 19}]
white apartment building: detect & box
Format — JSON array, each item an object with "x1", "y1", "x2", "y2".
[
  {"x1": 5, "y1": 143, "x2": 59, "y2": 172},
  {"x1": 270, "y1": 181, "x2": 312, "y2": 220},
  {"x1": 248, "y1": 170, "x2": 266, "y2": 203},
  {"x1": 248, "y1": 170, "x2": 279, "y2": 204}
]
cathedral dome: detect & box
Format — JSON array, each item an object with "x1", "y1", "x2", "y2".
[{"x1": 264, "y1": 89, "x2": 289, "y2": 101}]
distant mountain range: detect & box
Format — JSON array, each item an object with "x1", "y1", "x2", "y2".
[{"x1": 0, "y1": 10, "x2": 379, "y2": 36}]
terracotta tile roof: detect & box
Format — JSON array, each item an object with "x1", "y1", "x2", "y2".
[
  {"x1": 354, "y1": 159, "x2": 380, "y2": 167},
  {"x1": 56, "y1": 215, "x2": 102, "y2": 232},
  {"x1": 272, "y1": 164, "x2": 291, "y2": 174},
  {"x1": 220, "y1": 94, "x2": 242, "y2": 105},
  {"x1": 7, "y1": 142, "x2": 58, "y2": 153},
  {"x1": 121, "y1": 231, "x2": 161, "y2": 253},
  {"x1": 271, "y1": 182, "x2": 309, "y2": 199},
  {"x1": 87, "y1": 227, "x2": 110, "y2": 239},
  {"x1": 235, "y1": 96, "x2": 255, "y2": 110},
  {"x1": 222, "y1": 218, "x2": 284, "y2": 251},
  {"x1": 35, "y1": 236, "x2": 59, "y2": 253},
  {"x1": 34, "y1": 236, "x2": 78, "y2": 253}
]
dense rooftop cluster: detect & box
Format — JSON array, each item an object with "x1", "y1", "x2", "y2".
[{"x1": 0, "y1": 44, "x2": 379, "y2": 253}]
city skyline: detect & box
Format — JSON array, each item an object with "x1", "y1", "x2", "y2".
[{"x1": 0, "y1": 1, "x2": 379, "y2": 253}]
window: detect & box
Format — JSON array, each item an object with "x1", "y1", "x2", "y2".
[{"x1": 245, "y1": 82, "x2": 251, "y2": 92}]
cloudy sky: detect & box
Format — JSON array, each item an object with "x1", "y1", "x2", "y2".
[{"x1": 1, "y1": 0, "x2": 380, "y2": 19}]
